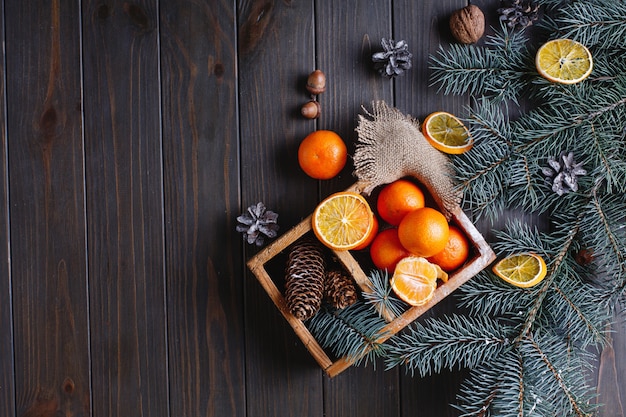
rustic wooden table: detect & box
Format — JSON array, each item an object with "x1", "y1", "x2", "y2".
[{"x1": 0, "y1": 1, "x2": 623, "y2": 416}]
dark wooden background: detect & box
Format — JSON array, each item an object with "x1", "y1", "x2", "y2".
[{"x1": 0, "y1": 1, "x2": 623, "y2": 416}]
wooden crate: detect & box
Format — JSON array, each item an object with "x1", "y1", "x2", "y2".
[{"x1": 247, "y1": 181, "x2": 495, "y2": 377}]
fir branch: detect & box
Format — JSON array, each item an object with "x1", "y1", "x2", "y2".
[
  {"x1": 385, "y1": 315, "x2": 513, "y2": 377},
  {"x1": 491, "y1": 219, "x2": 550, "y2": 256},
  {"x1": 516, "y1": 212, "x2": 582, "y2": 341},
  {"x1": 579, "y1": 192, "x2": 626, "y2": 292},
  {"x1": 545, "y1": 277, "x2": 611, "y2": 348},
  {"x1": 586, "y1": 122, "x2": 626, "y2": 195},
  {"x1": 361, "y1": 269, "x2": 408, "y2": 320},
  {"x1": 454, "y1": 349, "x2": 527, "y2": 417},
  {"x1": 429, "y1": 24, "x2": 530, "y2": 103},
  {"x1": 454, "y1": 100, "x2": 513, "y2": 220},
  {"x1": 519, "y1": 332, "x2": 599, "y2": 416},
  {"x1": 307, "y1": 301, "x2": 388, "y2": 365},
  {"x1": 505, "y1": 153, "x2": 547, "y2": 213},
  {"x1": 458, "y1": 271, "x2": 537, "y2": 319},
  {"x1": 555, "y1": 0, "x2": 626, "y2": 50}
]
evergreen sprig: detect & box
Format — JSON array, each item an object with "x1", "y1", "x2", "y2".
[
  {"x1": 430, "y1": 24, "x2": 531, "y2": 104},
  {"x1": 307, "y1": 301, "x2": 388, "y2": 366},
  {"x1": 361, "y1": 269, "x2": 408, "y2": 320},
  {"x1": 384, "y1": 314, "x2": 514, "y2": 377},
  {"x1": 553, "y1": 0, "x2": 626, "y2": 50}
]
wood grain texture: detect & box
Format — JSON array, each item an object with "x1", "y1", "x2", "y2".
[
  {"x1": 5, "y1": 1, "x2": 90, "y2": 416},
  {"x1": 81, "y1": 1, "x2": 168, "y2": 415},
  {"x1": 597, "y1": 310, "x2": 626, "y2": 417},
  {"x1": 159, "y1": 0, "x2": 245, "y2": 415},
  {"x1": 0, "y1": 3, "x2": 13, "y2": 416},
  {"x1": 312, "y1": 2, "x2": 400, "y2": 412},
  {"x1": 0, "y1": 1, "x2": 623, "y2": 416},
  {"x1": 237, "y1": 0, "x2": 326, "y2": 415}
]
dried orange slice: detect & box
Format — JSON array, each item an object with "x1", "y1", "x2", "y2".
[
  {"x1": 312, "y1": 192, "x2": 375, "y2": 251},
  {"x1": 422, "y1": 111, "x2": 473, "y2": 154},
  {"x1": 536, "y1": 39, "x2": 593, "y2": 84},
  {"x1": 391, "y1": 256, "x2": 448, "y2": 306},
  {"x1": 492, "y1": 253, "x2": 547, "y2": 288}
]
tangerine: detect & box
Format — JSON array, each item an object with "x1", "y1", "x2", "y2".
[
  {"x1": 376, "y1": 179, "x2": 425, "y2": 226},
  {"x1": 398, "y1": 207, "x2": 449, "y2": 258},
  {"x1": 427, "y1": 225, "x2": 470, "y2": 272},
  {"x1": 298, "y1": 130, "x2": 347, "y2": 180},
  {"x1": 369, "y1": 228, "x2": 410, "y2": 272},
  {"x1": 391, "y1": 256, "x2": 446, "y2": 306}
]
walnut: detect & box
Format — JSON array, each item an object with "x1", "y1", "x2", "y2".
[{"x1": 449, "y1": 4, "x2": 485, "y2": 44}]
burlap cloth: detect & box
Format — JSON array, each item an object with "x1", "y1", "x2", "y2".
[{"x1": 353, "y1": 101, "x2": 461, "y2": 218}]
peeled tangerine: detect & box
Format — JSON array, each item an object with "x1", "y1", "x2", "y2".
[{"x1": 391, "y1": 256, "x2": 448, "y2": 306}]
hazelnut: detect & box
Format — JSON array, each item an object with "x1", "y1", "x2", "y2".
[
  {"x1": 301, "y1": 100, "x2": 321, "y2": 119},
  {"x1": 449, "y1": 4, "x2": 485, "y2": 44},
  {"x1": 306, "y1": 70, "x2": 326, "y2": 95}
]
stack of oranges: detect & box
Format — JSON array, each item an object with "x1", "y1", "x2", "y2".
[{"x1": 363, "y1": 178, "x2": 470, "y2": 306}]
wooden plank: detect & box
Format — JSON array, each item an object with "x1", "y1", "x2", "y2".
[
  {"x1": 313, "y1": 0, "x2": 400, "y2": 414},
  {"x1": 0, "y1": 3, "x2": 13, "y2": 416},
  {"x1": 158, "y1": 1, "x2": 246, "y2": 415},
  {"x1": 81, "y1": 1, "x2": 168, "y2": 415},
  {"x1": 392, "y1": 1, "x2": 472, "y2": 416},
  {"x1": 596, "y1": 310, "x2": 626, "y2": 417},
  {"x1": 4, "y1": 1, "x2": 90, "y2": 415},
  {"x1": 316, "y1": 0, "x2": 394, "y2": 193},
  {"x1": 237, "y1": 0, "x2": 325, "y2": 414}
]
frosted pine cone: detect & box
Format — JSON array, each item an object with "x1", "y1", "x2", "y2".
[
  {"x1": 542, "y1": 151, "x2": 587, "y2": 196},
  {"x1": 236, "y1": 202, "x2": 279, "y2": 246},
  {"x1": 372, "y1": 38, "x2": 412, "y2": 78},
  {"x1": 498, "y1": 0, "x2": 540, "y2": 29}
]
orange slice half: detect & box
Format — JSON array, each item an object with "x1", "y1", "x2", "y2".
[
  {"x1": 536, "y1": 39, "x2": 593, "y2": 84},
  {"x1": 492, "y1": 253, "x2": 548, "y2": 288},
  {"x1": 312, "y1": 192, "x2": 375, "y2": 251},
  {"x1": 422, "y1": 111, "x2": 473, "y2": 154}
]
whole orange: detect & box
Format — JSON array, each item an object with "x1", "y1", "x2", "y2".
[
  {"x1": 398, "y1": 207, "x2": 449, "y2": 258},
  {"x1": 298, "y1": 130, "x2": 347, "y2": 180},
  {"x1": 353, "y1": 215, "x2": 379, "y2": 250},
  {"x1": 427, "y1": 225, "x2": 470, "y2": 271},
  {"x1": 376, "y1": 179, "x2": 425, "y2": 226},
  {"x1": 369, "y1": 228, "x2": 410, "y2": 272}
]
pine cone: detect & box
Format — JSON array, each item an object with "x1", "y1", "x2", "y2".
[
  {"x1": 497, "y1": 0, "x2": 540, "y2": 29},
  {"x1": 284, "y1": 238, "x2": 326, "y2": 321},
  {"x1": 372, "y1": 38, "x2": 412, "y2": 78},
  {"x1": 324, "y1": 269, "x2": 358, "y2": 309},
  {"x1": 236, "y1": 202, "x2": 279, "y2": 246},
  {"x1": 542, "y1": 151, "x2": 587, "y2": 196}
]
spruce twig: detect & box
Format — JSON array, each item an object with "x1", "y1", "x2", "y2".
[
  {"x1": 307, "y1": 301, "x2": 388, "y2": 366},
  {"x1": 515, "y1": 214, "x2": 581, "y2": 341},
  {"x1": 385, "y1": 315, "x2": 513, "y2": 376},
  {"x1": 361, "y1": 269, "x2": 408, "y2": 320}
]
